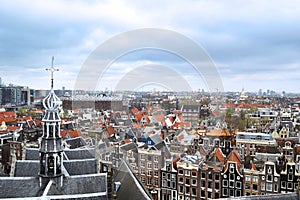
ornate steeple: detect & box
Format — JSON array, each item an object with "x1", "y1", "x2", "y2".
[{"x1": 39, "y1": 56, "x2": 64, "y2": 188}]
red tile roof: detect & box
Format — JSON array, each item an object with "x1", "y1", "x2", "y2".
[
  {"x1": 60, "y1": 129, "x2": 82, "y2": 138},
  {"x1": 206, "y1": 129, "x2": 230, "y2": 137},
  {"x1": 215, "y1": 148, "x2": 226, "y2": 163},
  {"x1": 106, "y1": 125, "x2": 115, "y2": 136}
]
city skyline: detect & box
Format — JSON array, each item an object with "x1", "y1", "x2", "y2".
[{"x1": 0, "y1": 0, "x2": 299, "y2": 93}]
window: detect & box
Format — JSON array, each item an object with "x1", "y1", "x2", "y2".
[
  {"x1": 215, "y1": 174, "x2": 220, "y2": 181},
  {"x1": 274, "y1": 184, "x2": 278, "y2": 192},
  {"x1": 229, "y1": 189, "x2": 234, "y2": 197},
  {"x1": 185, "y1": 170, "x2": 190, "y2": 176},
  {"x1": 179, "y1": 169, "x2": 183, "y2": 175},
  {"x1": 167, "y1": 173, "x2": 171, "y2": 179},
  {"x1": 229, "y1": 174, "x2": 235, "y2": 181},
  {"x1": 179, "y1": 177, "x2": 183, "y2": 183},
  {"x1": 154, "y1": 170, "x2": 158, "y2": 177},
  {"x1": 222, "y1": 188, "x2": 228, "y2": 196},
  {"x1": 186, "y1": 179, "x2": 190, "y2": 185},
  {"x1": 236, "y1": 181, "x2": 241, "y2": 189},
  {"x1": 261, "y1": 182, "x2": 265, "y2": 190},
  {"x1": 267, "y1": 166, "x2": 272, "y2": 174},
  {"x1": 162, "y1": 172, "x2": 166, "y2": 178},
  {"x1": 179, "y1": 185, "x2": 184, "y2": 193},
  {"x1": 208, "y1": 173, "x2": 213, "y2": 180},
  {"x1": 223, "y1": 180, "x2": 228, "y2": 187},
  {"x1": 229, "y1": 181, "x2": 234, "y2": 188},
  {"x1": 208, "y1": 192, "x2": 212, "y2": 198},
  {"x1": 147, "y1": 170, "x2": 152, "y2": 176},
  {"x1": 148, "y1": 163, "x2": 152, "y2": 169},
  {"x1": 141, "y1": 177, "x2": 145, "y2": 183},
  {"x1": 155, "y1": 178, "x2": 159, "y2": 186},
  {"x1": 230, "y1": 164, "x2": 234, "y2": 173},
  {"x1": 236, "y1": 190, "x2": 241, "y2": 197},
  {"x1": 192, "y1": 171, "x2": 197, "y2": 177},
  {"x1": 288, "y1": 174, "x2": 293, "y2": 181},
  {"x1": 201, "y1": 172, "x2": 206, "y2": 179},
  {"x1": 267, "y1": 174, "x2": 272, "y2": 182},
  {"x1": 141, "y1": 154, "x2": 145, "y2": 160},
  {"x1": 201, "y1": 181, "x2": 205, "y2": 187},
  {"x1": 141, "y1": 169, "x2": 145, "y2": 174},
  {"x1": 266, "y1": 183, "x2": 272, "y2": 191},
  {"x1": 185, "y1": 186, "x2": 190, "y2": 194},
  {"x1": 147, "y1": 178, "x2": 152, "y2": 185},
  {"x1": 245, "y1": 175, "x2": 251, "y2": 182},
  {"x1": 215, "y1": 182, "x2": 220, "y2": 189},
  {"x1": 287, "y1": 182, "x2": 293, "y2": 190},
  {"x1": 162, "y1": 180, "x2": 167, "y2": 187},
  {"x1": 192, "y1": 179, "x2": 197, "y2": 185},
  {"x1": 192, "y1": 188, "x2": 197, "y2": 196},
  {"x1": 245, "y1": 183, "x2": 250, "y2": 190},
  {"x1": 252, "y1": 176, "x2": 258, "y2": 182},
  {"x1": 281, "y1": 181, "x2": 286, "y2": 189},
  {"x1": 154, "y1": 163, "x2": 158, "y2": 169},
  {"x1": 154, "y1": 156, "x2": 158, "y2": 162},
  {"x1": 253, "y1": 184, "x2": 258, "y2": 191},
  {"x1": 208, "y1": 182, "x2": 212, "y2": 188}
]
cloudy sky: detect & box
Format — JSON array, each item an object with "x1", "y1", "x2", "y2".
[{"x1": 0, "y1": 0, "x2": 299, "y2": 93}]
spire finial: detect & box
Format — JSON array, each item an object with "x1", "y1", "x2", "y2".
[{"x1": 46, "y1": 56, "x2": 59, "y2": 89}]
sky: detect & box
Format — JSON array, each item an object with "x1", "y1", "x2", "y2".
[{"x1": 0, "y1": 0, "x2": 300, "y2": 93}]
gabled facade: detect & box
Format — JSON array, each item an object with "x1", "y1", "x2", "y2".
[
  {"x1": 243, "y1": 163, "x2": 260, "y2": 196},
  {"x1": 199, "y1": 150, "x2": 223, "y2": 200},
  {"x1": 137, "y1": 148, "x2": 163, "y2": 200},
  {"x1": 259, "y1": 161, "x2": 280, "y2": 195},
  {"x1": 161, "y1": 158, "x2": 178, "y2": 200},
  {"x1": 280, "y1": 161, "x2": 300, "y2": 193},
  {"x1": 221, "y1": 150, "x2": 243, "y2": 198},
  {"x1": 177, "y1": 159, "x2": 199, "y2": 200}
]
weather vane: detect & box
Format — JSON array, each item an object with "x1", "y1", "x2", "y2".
[{"x1": 46, "y1": 56, "x2": 59, "y2": 89}]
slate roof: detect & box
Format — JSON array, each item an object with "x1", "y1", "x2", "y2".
[
  {"x1": 64, "y1": 137, "x2": 86, "y2": 148},
  {"x1": 0, "y1": 177, "x2": 41, "y2": 198},
  {"x1": 14, "y1": 160, "x2": 39, "y2": 177},
  {"x1": 25, "y1": 148, "x2": 95, "y2": 160},
  {"x1": 181, "y1": 105, "x2": 200, "y2": 112},
  {"x1": 0, "y1": 174, "x2": 108, "y2": 199},
  {"x1": 120, "y1": 142, "x2": 138, "y2": 152},
  {"x1": 149, "y1": 133, "x2": 163, "y2": 144},
  {"x1": 25, "y1": 148, "x2": 39, "y2": 160},
  {"x1": 64, "y1": 159, "x2": 98, "y2": 175},
  {"x1": 113, "y1": 159, "x2": 151, "y2": 200},
  {"x1": 47, "y1": 174, "x2": 107, "y2": 196}
]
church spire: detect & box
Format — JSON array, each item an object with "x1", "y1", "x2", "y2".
[{"x1": 39, "y1": 57, "x2": 64, "y2": 188}]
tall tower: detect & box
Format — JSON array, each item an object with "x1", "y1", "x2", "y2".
[{"x1": 39, "y1": 56, "x2": 64, "y2": 187}]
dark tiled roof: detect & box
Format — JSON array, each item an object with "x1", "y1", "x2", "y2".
[
  {"x1": 0, "y1": 177, "x2": 40, "y2": 198},
  {"x1": 2, "y1": 171, "x2": 107, "y2": 199},
  {"x1": 113, "y1": 160, "x2": 151, "y2": 200},
  {"x1": 64, "y1": 159, "x2": 98, "y2": 175},
  {"x1": 25, "y1": 148, "x2": 39, "y2": 160},
  {"x1": 25, "y1": 148, "x2": 95, "y2": 161},
  {"x1": 47, "y1": 174, "x2": 107, "y2": 196},
  {"x1": 65, "y1": 149, "x2": 95, "y2": 160},
  {"x1": 120, "y1": 142, "x2": 138, "y2": 152},
  {"x1": 14, "y1": 160, "x2": 39, "y2": 177},
  {"x1": 64, "y1": 137, "x2": 87, "y2": 149}
]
